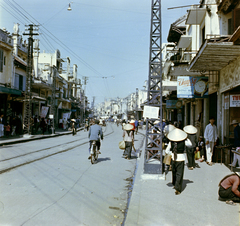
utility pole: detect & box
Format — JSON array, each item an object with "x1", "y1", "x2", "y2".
[
  {"x1": 135, "y1": 88, "x2": 139, "y2": 120},
  {"x1": 91, "y1": 96, "x2": 95, "y2": 116},
  {"x1": 82, "y1": 76, "x2": 88, "y2": 121},
  {"x1": 23, "y1": 24, "x2": 38, "y2": 135},
  {"x1": 144, "y1": 0, "x2": 163, "y2": 174},
  {"x1": 50, "y1": 66, "x2": 57, "y2": 133}
]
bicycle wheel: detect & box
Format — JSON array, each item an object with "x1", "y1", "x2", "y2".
[{"x1": 90, "y1": 145, "x2": 96, "y2": 164}]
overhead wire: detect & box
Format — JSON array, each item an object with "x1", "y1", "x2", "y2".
[
  {"x1": 1, "y1": 0, "x2": 119, "y2": 98},
  {"x1": 0, "y1": 2, "x2": 26, "y2": 25},
  {"x1": 9, "y1": 0, "x2": 105, "y2": 79}
]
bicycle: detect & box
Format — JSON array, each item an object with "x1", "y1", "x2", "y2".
[{"x1": 90, "y1": 140, "x2": 99, "y2": 164}]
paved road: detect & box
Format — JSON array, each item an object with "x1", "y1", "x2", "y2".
[{"x1": 0, "y1": 124, "x2": 145, "y2": 226}]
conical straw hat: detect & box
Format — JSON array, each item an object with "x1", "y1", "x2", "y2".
[
  {"x1": 163, "y1": 124, "x2": 175, "y2": 136},
  {"x1": 167, "y1": 128, "x2": 187, "y2": 142},
  {"x1": 183, "y1": 125, "x2": 197, "y2": 134},
  {"x1": 231, "y1": 119, "x2": 239, "y2": 125},
  {"x1": 124, "y1": 124, "x2": 134, "y2": 131},
  {"x1": 71, "y1": 119, "x2": 76, "y2": 122}
]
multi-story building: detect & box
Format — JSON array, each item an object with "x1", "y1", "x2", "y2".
[
  {"x1": 0, "y1": 23, "x2": 84, "y2": 132},
  {"x1": 0, "y1": 25, "x2": 25, "y2": 122},
  {"x1": 162, "y1": 0, "x2": 240, "y2": 156}
]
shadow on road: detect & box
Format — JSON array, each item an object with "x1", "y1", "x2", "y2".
[{"x1": 97, "y1": 157, "x2": 111, "y2": 163}]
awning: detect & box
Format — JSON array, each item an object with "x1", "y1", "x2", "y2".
[
  {"x1": 32, "y1": 96, "x2": 46, "y2": 101},
  {"x1": 162, "y1": 80, "x2": 177, "y2": 92},
  {"x1": 0, "y1": 86, "x2": 22, "y2": 95},
  {"x1": 189, "y1": 41, "x2": 240, "y2": 71},
  {"x1": 32, "y1": 80, "x2": 52, "y2": 90},
  {"x1": 186, "y1": 8, "x2": 206, "y2": 25},
  {"x1": 14, "y1": 56, "x2": 27, "y2": 67},
  {"x1": 178, "y1": 35, "x2": 192, "y2": 48}
]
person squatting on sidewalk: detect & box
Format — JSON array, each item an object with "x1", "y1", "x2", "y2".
[
  {"x1": 218, "y1": 172, "x2": 240, "y2": 205},
  {"x1": 204, "y1": 116, "x2": 218, "y2": 166},
  {"x1": 165, "y1": 128, "x2": 192, "y2": 195},
  {"x1": 183, "y1": 125, "x2": 198, "y2": 170}
]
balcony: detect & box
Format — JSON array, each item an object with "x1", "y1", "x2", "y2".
[
  {"x1": 189, "y1": 35, "x2": 240, "y2": 71},
  {"x1": 186, "y1": 6, "x2": 206, "y2": 25}
]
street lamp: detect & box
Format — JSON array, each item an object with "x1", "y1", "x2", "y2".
[{"x1": 67, "y1": 2, "x2": 72, "y2": 11}]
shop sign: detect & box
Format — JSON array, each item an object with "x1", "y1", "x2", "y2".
[
  {"x1": 166, "y1": 100, "x2": 182, "y2": 109},
  {"x1": 40, "y1": 106, "x2": 49, "y2": 118},
  {"x1": 230, "y1": 95, "x2": 240, "y2": 107},
  {"x1": 177, "y1": 76, "x2": 208, "y2": 98},
  {"x1": 143, "y1": 105, "x2": 159, "y2": 119},
  {"x1": 62, "y1": 112, "x2": 71, "y2": 120}
]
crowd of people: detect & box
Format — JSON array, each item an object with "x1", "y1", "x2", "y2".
[{"x1": 119, "y1": 115, "x2": 240, "y2": 205}]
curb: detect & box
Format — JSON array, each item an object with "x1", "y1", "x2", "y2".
[{"x1": 0, "y1": 128, "x2": 84, "y2": 146}]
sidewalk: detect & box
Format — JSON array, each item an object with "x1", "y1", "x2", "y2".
[
  {"x1": 125, "y1": 141, "x2": 240, "y2": 226},
  {"x1": 0, "y1": 127, "x2": 83, "y2": 146}
]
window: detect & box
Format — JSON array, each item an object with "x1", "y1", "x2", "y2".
[
  {"x1": 19, "y1": 75, "x2": 23, "y2": 91},
  {"x1": 228, "y1": 18, "x2": 233, "y2": 35},
  {"x1": 233, "y1": 8, "x2": 240, "y2": 32},
  {"x1": 201, "y1": 26, "x2": 205, "y2": 45},
  {"x1": 0, "y1": 49, "x2": 3, "y2": 72}
]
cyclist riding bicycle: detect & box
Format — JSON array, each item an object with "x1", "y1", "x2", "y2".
[{"x1": 88, "y1": 119, "x2": 103, "y2": 159}]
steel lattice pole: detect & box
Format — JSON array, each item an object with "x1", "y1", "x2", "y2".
[{"x1": 144, "y1": 0, "x2": 163, "y2": 174}]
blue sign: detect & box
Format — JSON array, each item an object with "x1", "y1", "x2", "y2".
[{"x1": 166, "y1": 100, "x2": 182, "y2": 109}]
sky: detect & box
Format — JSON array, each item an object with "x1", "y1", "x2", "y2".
[{"x1": 0, "y1": 0, "x2": 199, "y2": 106}]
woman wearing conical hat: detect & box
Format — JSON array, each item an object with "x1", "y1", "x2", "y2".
[
  {"x1": 123, "y1": 124, "x2": 134, "y2": 160},
  {"x1": 183, "y1": 125, "x2": 198, "y2": 170},
  {"x1": 165, "y1": 128, "x2": 192, "y2": 195}
]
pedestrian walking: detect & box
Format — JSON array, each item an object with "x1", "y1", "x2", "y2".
[
  {"x1": 204, "y1": 116, "x2": 218, "y2": 166},
  {"x1": 135, "y1": 119, "x2": 139, "y2": 134},
  {"x1": 71, "y1": 119, "x2": 77, "y2": 135},
  {"x1": 183, "y1": 125, "x2": 198, "y2": 170},
  {"x1": 229, "y1": 119, "x2": 240, "y2": 168},
  {"x1": 218, "y1": 172, "x2": 240, "y2": 205},
  {"x1": 4, "y1": 123, "x2": 10, "y2": 138},
  {"x1": 15, "y1": 115, "x2": 22, "y2": 136},
  {"x1": 123, "y1": 124, "x2": 134, "y2": 160},
  {"x1": 0, "y1": 114, "x2": 5, "y2": 137},
  {"x1": 197, "y1": 136, "x2": 205, "y2": 162},
  {"x1": 129, "y1": 117, "x2": 135, "y2": 134},
  {"x1": 40, "y1": 117, "x2": 47, "y2": 135},
  {"x1": 165, "y1": 128, "x2": 192, "y2": 195}
]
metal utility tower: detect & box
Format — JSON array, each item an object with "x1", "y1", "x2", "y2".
[
  {"x1": 144, "y1": 0, "x2": 163, "y2": 174},
  {"x1": 23, "y1": 24, "x2": 38, "y2": 135}
]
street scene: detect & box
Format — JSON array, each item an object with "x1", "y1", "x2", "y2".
[
  {"x1": 1, "y1": 0, "x2": 240, "y2": 225},
  {"x1": 0, "y1": 124, "x2": 144, "y2": 225}
]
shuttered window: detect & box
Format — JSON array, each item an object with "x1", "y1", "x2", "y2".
[
  {"x1": 0, "y1": 49, "x2": 3, "y2": 72},
  {"x1": 234, "y1": 8, "x2": 240, "y2": 32}
]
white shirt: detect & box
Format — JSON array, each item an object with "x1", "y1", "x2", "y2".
[
  {"x1": 204, "y1": 123, "x2": 217, "y2": 143},
  {"x1": 165, "y1": 139, "x2": 192, "y2": 161}
]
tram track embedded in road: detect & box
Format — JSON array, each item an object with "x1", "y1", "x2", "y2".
[{"x1": 0, "y1": 124, "x2": 114, "y2": 174}]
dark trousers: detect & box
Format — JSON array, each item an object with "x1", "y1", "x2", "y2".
[
  {"x1": 219, "y1": 185, "x2": 240, "y2": 202},
  {"x1": 172, "y1": 160, "x2": 184, "y2": 192},
  {"x1": 125, "y1": 141, "x2": 132, "y2": 158},
  {"x1": 89, "y1": 140, "x2": 101, "y2": 154},
  {"x1": 186, "y1": 147, "x2": 195, "y2": 167}
]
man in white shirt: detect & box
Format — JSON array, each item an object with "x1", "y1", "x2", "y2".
[{"x1": 204, "y1": 116, "x2": 218, "y2": 166}]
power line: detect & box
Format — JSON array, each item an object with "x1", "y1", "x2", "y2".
[{"x1": 1, "y1": 0, "x2": 105, "y2": 78}]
